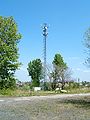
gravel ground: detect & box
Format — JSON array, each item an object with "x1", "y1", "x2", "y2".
[{"x1": 0, "y1": 94, "x2": 90, "y2": 120}]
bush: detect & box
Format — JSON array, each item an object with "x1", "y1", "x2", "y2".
[
  {"x1": 0, "y1": 77, "x2": 16, "y2": 90},
  {"x1": 69, "y1": 82, "x2": 79, "y2": 89},
  {"x1": 0, "y1": 88, "x2": 15, "y2": 96}
]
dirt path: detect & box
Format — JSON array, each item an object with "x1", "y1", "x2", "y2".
[
  {"x1": 0, "y1": 93, "x2": 90, "y2": 102},
  {"x1": 0, "y1": 93, "x2": 90, "y2": 120}
]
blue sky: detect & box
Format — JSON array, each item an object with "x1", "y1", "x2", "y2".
[{"x1": 1, "y1": 0, "x2": 90, "y2": 82}]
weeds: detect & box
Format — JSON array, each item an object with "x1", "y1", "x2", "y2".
[{"x1": 0, "y1": 87, "x2": 90, "y2": 97}]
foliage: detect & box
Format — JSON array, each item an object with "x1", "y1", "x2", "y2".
[
  {"x1": 0, "y1": 88, "x2": 15, "y2": 96},
  {"x1": 0, "y1": 75, "x2": 16, "y2": 89},
  {"x1": 27, "y1": 59, "x2": 43, "y2": 87},
  {"x1": 22, "y1": 84, "x2": 30, "y2": 91},
  {"x1": 81, "y1": 81, "x2": 90, "y2": 87},
  {"x1": 52, "y1": 53, "x2": 68, "y2": 89},
  {"x1": 0, "y1": 16, "x2": 21, "y2": 89},
  {"x1": 42, "y1": 82, "x2": 52, "y2": 91},
  {"x1": 68, "y1": 81, "x2": 80, "y2": 89},
  {"x1": 53, "y1": 54, "x2": 67, "y2": 67}
]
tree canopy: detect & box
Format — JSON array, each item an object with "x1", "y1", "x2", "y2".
[
  {"x1": 27, "y1": 59, "x2": 43, "y2": 87},
  {"x1": 0, "y1": 16, "x2": 21, "y2": 89},
  {"x1": 52, "y1": 53, "x2": 68, "y2": 89},
  {"x1": 53, "y1": 54, "x2": 67, "y2": 68}
]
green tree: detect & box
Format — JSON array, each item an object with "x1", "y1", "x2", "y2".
[
  {"x1": 52, "y1": 53, "x2": 67, "y2": 89},
  {"x1": 27, "y1": 59, "x2": 43, "y2": 87},
  {"x1": 0, "y1": 16, "x2": 21, "y2": 89}
]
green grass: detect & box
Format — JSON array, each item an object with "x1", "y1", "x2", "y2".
[
  {"x1": 0, "y1": 87, "x2": 90, "y2": 97},
  {"x1": 68, "y1": 87, "x2": 90, "y2": 94}
]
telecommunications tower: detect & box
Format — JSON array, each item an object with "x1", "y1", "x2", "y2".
[{"x1": 42, "y1": 23, "x2": 48, "y2": 88}]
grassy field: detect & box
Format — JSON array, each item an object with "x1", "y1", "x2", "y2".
[
  {"x1": 0, "y1": 87, "x2": 90, "y2": 97},
  {"x1": 0, "y1": 95, "x2": 90, "y2": 120}
]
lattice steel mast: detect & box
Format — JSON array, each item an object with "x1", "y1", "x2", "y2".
[{"x1": 42, "y1": 23, "x2": 48, "y2": 88}]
